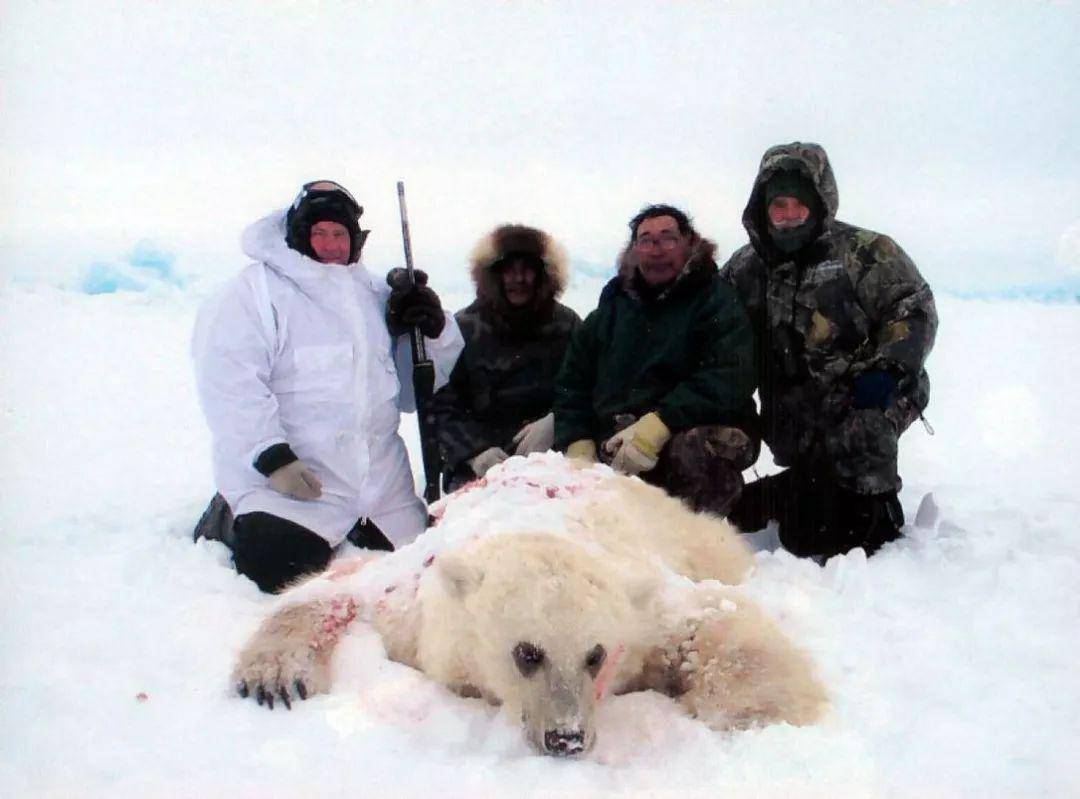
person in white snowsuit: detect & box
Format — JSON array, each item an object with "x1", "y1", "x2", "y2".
[{"x1": 192, "y1": 181, "x2": 464, "y2": 592}]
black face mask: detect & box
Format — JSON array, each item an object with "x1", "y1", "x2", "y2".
[{"x1": 768, "y1": 220, "x2": 820, "y2": 254}]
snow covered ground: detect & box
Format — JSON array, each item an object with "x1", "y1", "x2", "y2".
[{"x1": 1, "y1": 273, "x2": 1078, "y2": 798}]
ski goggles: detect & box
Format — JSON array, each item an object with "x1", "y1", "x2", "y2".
[{"x1": 291, "y1": 180, "x2": 363, "y2": 219}]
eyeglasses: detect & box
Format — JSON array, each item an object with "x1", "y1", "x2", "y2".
[
  {"x1": 292, "y1": 180, "x2": 362, "y2": 218},
  {"x1": 634, "y1": 233, "x2": 682, "y2": 251}
]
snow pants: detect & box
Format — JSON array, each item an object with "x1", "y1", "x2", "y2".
[
  {"x1": 193, "y1": 494, "x2": 395, "y2": 593},
  {"x1": 231, "y1": 513, "x2": 334, "y2": 593}
]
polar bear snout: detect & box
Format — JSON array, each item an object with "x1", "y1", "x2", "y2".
[
  {"x1": 544, "y1": 728, "x2": 587, "y2": 757},
  {"x1": 519, "y1": 667, "x2": 598, "y2": 757},
  {"x1": 524, "y1": 705, "x2": 595, "y2": 757}
]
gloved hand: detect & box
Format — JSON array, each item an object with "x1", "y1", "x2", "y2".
[
  {"x1": 512, "y1": 412, "x2": 555, "y2": 456},
  {"x1": 602, "y1": 412, "x2": 671, "y2": 476},
  {"x1": 386, "y1": 268, "x2": 446, "y2": 338},
  {"x1": 853, "y1": 369, "x2": 898, "y2": 411},
  {"x1": 469, "y1": 446, "x2": 509, "y2": 477},
  {"x1": 268, "y1": 460, "x2": 323, "y2": 500},
  {"x1": 566, "y1": 439, "x2": 598, "y2": 462}
]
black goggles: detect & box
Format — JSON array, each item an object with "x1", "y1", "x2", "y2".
[{"x1": 291, "y1": 180, "x2": 363, "y2": 219}]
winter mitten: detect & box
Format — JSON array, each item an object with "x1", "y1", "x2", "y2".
[
  {"x1": 852, "y1": 369, "x2": 898, "y2": 411},
  {"x1": 469, "y1": 446, "x2": 509, "y2": 477},
  {"x1": 386, "y1": 268, "x2": 446, "y2": 338},
  {"x1": 603, "y1": 412, "x2": 671, "y2": 476},
  {"x1": 566, "y1": 439, "x2": 598, "y2": 462},
  {"x1": 268, "y1": 461, "x2": 323, "y2": 500},
  {"x1": 512, "y1": 412, "x2": 555, "y2": 456}
]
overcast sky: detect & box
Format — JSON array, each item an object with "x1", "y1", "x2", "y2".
[{"x1": 2, "y1": 1, "x2": 1078, "y2": 289}]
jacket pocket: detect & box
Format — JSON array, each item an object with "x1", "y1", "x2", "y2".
[
  {"x1": 273, "y1": 343, "x2": 354, "y2": 393},
  {"x1": 795, "y1": 270, "x2": 866, "y2": 378}
]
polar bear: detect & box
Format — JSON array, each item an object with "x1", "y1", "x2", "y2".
[{"x1": 231, "y1": 454, "x2": 826, "y2": 755}]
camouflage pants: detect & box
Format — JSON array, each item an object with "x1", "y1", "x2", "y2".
[
  {"x1": 643, "y1": 426, "x2": 759, "y2": 517},
  {"x1": 769, "y1": 380, "x2": 924, "y2": 494},
  {"x1": 822, "y1": 408, "x2": 901, "y2": 495}
]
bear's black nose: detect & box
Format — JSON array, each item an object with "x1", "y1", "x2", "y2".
[{"x1": 544, "y1": 729, "x2": 585, "y2": 756}]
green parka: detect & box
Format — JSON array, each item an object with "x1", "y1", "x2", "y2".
[{"x1": 554, "y1": 239, "x2": 756, "y2": 448}]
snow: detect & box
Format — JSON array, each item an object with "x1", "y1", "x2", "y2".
[{"x1": 1, "y1": 274, "x2": 1079, "y2": 798}]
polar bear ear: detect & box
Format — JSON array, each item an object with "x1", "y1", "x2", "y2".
[{"x1": 437, "y1": 552, "x2": 485, "y2": 600}]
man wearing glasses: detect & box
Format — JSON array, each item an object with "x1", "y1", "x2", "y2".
[
  {"x1": 554, "y1": 205, "x2": 757, "y2": 517},
  {"x1": 192, "y1": 181, "x2": 464, "y2": 593}
]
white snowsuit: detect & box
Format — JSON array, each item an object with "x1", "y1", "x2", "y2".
[{"x1": 192, "y1": 211, "x2": 464, "y2": 547}]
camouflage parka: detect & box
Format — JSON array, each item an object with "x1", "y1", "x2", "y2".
[
  {"x1": 554, "y1": 238, "x2": 756, "y2": 448},
  {"x1": 719, "y1": 142, "x2": 938, "y2": 494},
  {"x1": 430, "y1": 225, "x2": 581, "y2": 489}
]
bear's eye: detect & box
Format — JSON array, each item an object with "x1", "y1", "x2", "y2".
[
  {"x1": 584, "y1": 644, "x2": 606, "y2": 678},
  {"x1": 513, "y1": 642, "x2": 545, "y2": 677}
]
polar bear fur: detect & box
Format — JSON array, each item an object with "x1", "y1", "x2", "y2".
[{"x1": 232, "y1": 455, "x2": 826, "y2": 755}]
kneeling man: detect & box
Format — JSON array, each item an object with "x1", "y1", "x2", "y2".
[
  {"x1": 722, "y1": 143, "x2": 937, "y2": 558},
  {"x1": 192, "y1": 180, "x2": 463, "y2": 592},
  {"x1": 554, "y1": 205, "x2": 758, "y2": 517}
]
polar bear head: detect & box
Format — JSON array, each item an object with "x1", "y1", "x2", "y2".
[{"x1": 419, "y1": 532, "x2": 657, "y2": 756}]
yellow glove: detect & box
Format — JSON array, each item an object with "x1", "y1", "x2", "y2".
[
  {"x1": 602, "y1": 412, "x2": 671, "y2": 475},
  {"x1": 566, "y1": 439, "x2": 598, "y2": 462}
]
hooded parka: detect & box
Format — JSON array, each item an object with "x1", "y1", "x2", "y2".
[
  {"x1": 192, "y1": 211, "x2": 464, "y2": 547},
  {"x1": 720, "y1": 142, "x2": 937, "y2": 494},
  {"x1": 430, "y1": 225, "x2": 580, "y2": 489}
]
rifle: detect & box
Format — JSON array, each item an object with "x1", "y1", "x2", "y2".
[{"x1": 396, "y1": 181, "x2": 442, "y2": 504}]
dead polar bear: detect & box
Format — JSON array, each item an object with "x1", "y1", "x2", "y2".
[{"x1": 232, "y1": 453, "x2": 826, "y2": 756}]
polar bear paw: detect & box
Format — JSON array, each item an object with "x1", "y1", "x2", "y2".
[
  {"x1": 232, "y1": 597, "x2": 358, "y2": 710},
  {"x1": 675, "y1": 603, "x2": 827, "y2": 730}
]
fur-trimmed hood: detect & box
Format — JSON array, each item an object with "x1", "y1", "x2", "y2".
[
  {"x1": 611, "y1": 236, "x2": 720, "y2": 303},
  {"x1": 469, "y1": 224, "x2": 570, "y2": 310}
]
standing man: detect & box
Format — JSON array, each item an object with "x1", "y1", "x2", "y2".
[
  {"x1": 192, "y1": 180, "x2": 463, "y2": 592},
  {"x1": 554, "y1": 205, "x2": 757, "y2": 517},
  {"x1": 431, "y1": 224, "x2": 581, "y2": 491},
  {"x1": 722, "y1": 143, "x2": 937, "y2": 558}
]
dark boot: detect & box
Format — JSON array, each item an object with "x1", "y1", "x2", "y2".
[
  {"x1": 843, "y1": 491, "x2": 904, "y2": 555},
  {"x1": 728, "y1": 470, "x2": 795, "y2": 532},
  {"x1": 346, "y1": 518, "x2": 395, "y2": 552},
  {"x1": 192, "y1": 493, "x2": 235, "y2": 546},
  {"x1": 778, "y1": 473, "x2": 904, "y2": 559}
]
